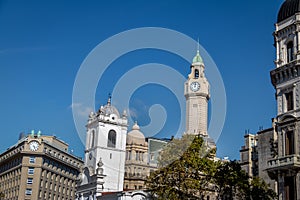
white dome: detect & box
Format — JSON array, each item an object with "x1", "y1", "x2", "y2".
[
  {"x1": 102, "y1": 104, "x2": 120, "y2": 117},
  {"x1": 98, "y1": 97, "x2": 120, "y2": 117},
  {"x1": 127, "y1": 122, "x2": 145, "y2": 145}
]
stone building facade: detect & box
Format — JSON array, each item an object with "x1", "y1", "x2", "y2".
[
  {"x1": 0, "y1": 132, "x2": 83, "y2": 200},
  {"x1": 240, "y1": 0, "x2": 300, "y2": 199},
  {"x1": 239, "y1": 133, "x2": 258, "y2": 178},
  {"x1": 267, "y1": 0, "x2": 300, "y2": 199},
  {"x1": 124, "y1": 122, "x2": 157, "y2": 191}
]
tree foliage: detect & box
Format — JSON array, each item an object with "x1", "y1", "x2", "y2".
[{"x1": 146, "y1": 134, "x2": 277, "y2": 200}]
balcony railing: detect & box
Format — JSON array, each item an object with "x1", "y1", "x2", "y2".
[{"x1": 267, "y1": 155, "x2": 300, "y2": 170}]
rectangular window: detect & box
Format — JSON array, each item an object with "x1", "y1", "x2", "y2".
[
  {"x1": 287, "y1": 42, "x2": 294, "y2": 63},
  {"x1": 28, "y1": 167, "x2": 34, "y2": 175},
  {"x1": 25, "y1": 188, "x2": 32, "y2": 195},
  {"x1": 286, "y1": 92, "x2": 294, "y2": 111},
  {"x1": 285, "y1": 131, "x2": 295, "y2": 155},
  {"x1": 27, "y1": 178, "x2": 33, "y2": 184},
  {"x1": 29, "y1": 156, "x2": 35, "y2": 163},
  {"x1": 284, "y1": 176, "x2": 295, "y2": 200},
  {"x1": 136, "y1": 151, "x2": 139, "y2": 161},
  {"x1": 107, "y1": 130, "x2": 116, "y2": 148}
]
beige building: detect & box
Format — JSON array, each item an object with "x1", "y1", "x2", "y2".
[
  {"x1": 240, "y1": 133, "x2": 258, "y2": 178},
  {"x1": 239, "y1": 129, "x2": 276, "y2": 190},
  {"x1": 123, "y1": 122, "x2": 162, "y2": 191},
  {"x1": 0, "y1": 131, "x2": 83, "y2": 200}
]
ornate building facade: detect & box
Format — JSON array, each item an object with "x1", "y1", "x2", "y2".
[
  {"x1": 124, "y1": 122, "x2": 156, "y2": 191},
  {"x1": 0, "y1": 132, "x2": 83, "y2": 200},
  {"x1": 267, "y1": 0, "x2": 300, "y2": 199},
  {"x1": 240, "y1": 0, "x2": 300, "y2": 199}
]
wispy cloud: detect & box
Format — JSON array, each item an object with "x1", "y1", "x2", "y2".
[{"x1": 69, "y1": 103, "x2": 93, "y2": 117}]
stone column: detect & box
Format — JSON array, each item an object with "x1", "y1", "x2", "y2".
[
  {"x1": 276, "y1": 39, "x2": 280, "y2": 63},
  {"x1": 278, "y1": 173, "x2": 284, "y2": 200},
  {"x1": 297, "y1": 25, "x2": 300, "y2": 59},
  {"x1": 297, "y1": 173, "x2": 300, "y2": 200},
  {"x1": 294, "y1": 118, "x2": 299, "y2": 156},
  {"x1": 294, "y1": 33, "x2": 297, "y2": 59}
]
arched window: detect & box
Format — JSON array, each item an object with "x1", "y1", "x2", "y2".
[
  {"x1": 90, "y1": 130, "x2": 95, "y2": 148},
  {"x1": 287, "y1": 42, "x2": 294, "y2": 63},
  {"x1": 107, "y1": 130, "x2": 116, "y2": 148},
  {"x1": 195, "y1": 69, "x2": 199, "y2": 79}
]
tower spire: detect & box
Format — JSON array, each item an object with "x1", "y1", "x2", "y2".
[
  {"x1": 197, "y1": 38, "x2": 200, "y2": 53},
  {"x1": 107, "y1": 93, "x2": 111, "y2": 105},
  {"x1": 192, "y1": 39, "x2": 203, "y2": 64}
]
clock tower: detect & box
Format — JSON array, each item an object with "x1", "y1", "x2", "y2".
[{"x1": 184, "y1": 50, "x2": 210, "y2": 136}]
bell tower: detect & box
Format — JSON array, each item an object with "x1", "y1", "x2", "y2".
[
  {"x1": 76, "y1": 97, "x2": 128, "y2": 199},
  {"x1": 184, "y1": 50, "x2": 210, "y2": 136}
]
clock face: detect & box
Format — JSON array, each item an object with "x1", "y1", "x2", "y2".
[
  {"x1": 29, "y1": 141, "x2": 39, "y2": 151},
  {"x1": 190, "y1": 82, "x2": 200, "y2": 92}
]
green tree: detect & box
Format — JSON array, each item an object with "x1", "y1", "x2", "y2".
[
  {"x1": 214, "y1": 161, "x2": 250, "y2": 199},
  {"x1": 147, "y1": 134, "x2": 277, "y2": 200},
  {"x1": 214, "y1": 161, "x2": 277, "y2": 200},
  {"x1": 249, "y1": 177, "x2": 277, "y2": 200},
  {"x1": 146, "y1": 134, "x2": 216, "y2": 199}
]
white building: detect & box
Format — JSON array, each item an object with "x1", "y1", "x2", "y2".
[{"x1": 76, "y1": 97, "x2": 128, "y2": 199}]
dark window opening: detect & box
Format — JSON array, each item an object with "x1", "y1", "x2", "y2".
[
  {"x1": 107, "y1": 130, "x2": 116, "y2": 148},
  {"x1": 91, "y1": 130, "x2": 95, "y2": 148},
  {"x1": 287, "y1": 42, "x2": 294, "y2": 63},
  {"x1": 286, "y1": 92, "x2": 294, "y2": 111},
  {"x1": 284, "y1": 176, "x2": 295, "y2": 200},
  {"x1": 285, "y1": 131, "x2": 295, "y2": 156},
  {"x1": 195, "y1": 69, "x2": 199, "y2": 79}
]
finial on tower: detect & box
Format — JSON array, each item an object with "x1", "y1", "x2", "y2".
[
  {"x1": 192, "y1": 38, "x2": 203, "y2": 64},
  {"x1": 107, "y1": 93, "x2": 111, "y2": 105},
  {"x1": 197, "y1": 38, "x2": 200, "y2": 53}
]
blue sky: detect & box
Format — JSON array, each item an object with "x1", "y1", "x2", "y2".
[{"x1": 0, "y1": 0, "x2": 283, "y2": 159}]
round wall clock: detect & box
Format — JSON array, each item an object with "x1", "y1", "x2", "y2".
[
  {"x1": 29, "y1": 141, "x2": 39, "y2": 151},
  {"x1": 190, "y1": 82, "x2": 200, "y2": 92}
]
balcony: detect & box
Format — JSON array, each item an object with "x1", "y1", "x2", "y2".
[{"x1": 267, "y1": 155, "x2": 300, "y2": 171}]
